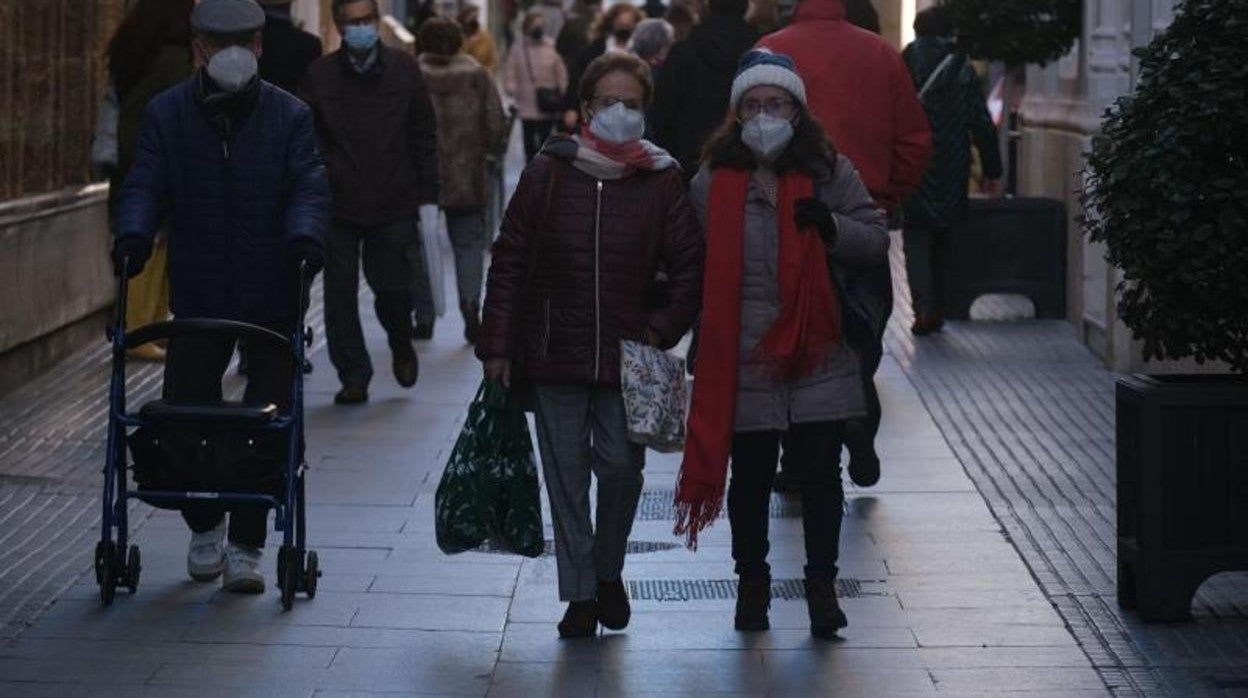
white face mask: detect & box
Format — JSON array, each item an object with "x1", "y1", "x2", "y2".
[
  {"x1": 589, "y1": 102, "x2": 646, "y2": 144},
  {"x1": 741, "y1": 113, "x2": 795, "y2": 163},
  {"x1": 207, "y1": 46, "x2": 258, "y2": 93}
]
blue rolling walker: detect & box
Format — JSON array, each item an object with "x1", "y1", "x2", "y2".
[{"x1": 97, "y1": 261, "x2": 319, "y2": 610}]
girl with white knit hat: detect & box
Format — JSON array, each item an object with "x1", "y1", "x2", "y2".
[{"x1": 674, "y1": 49, "x2": 889, "y2": 638}]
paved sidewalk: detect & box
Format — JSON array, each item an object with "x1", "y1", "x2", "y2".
[{"x1": 0, "y1": 267, "x2": 1106, "y2": 694}]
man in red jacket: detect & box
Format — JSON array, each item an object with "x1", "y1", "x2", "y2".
[
  {"x1": 759, "y1": 0, "x2": 932, "y2": 488},
  {"x1": 758, "y1": 0, "x2": 931, "y2": 212}
]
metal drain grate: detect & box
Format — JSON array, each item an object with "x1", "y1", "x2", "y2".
[
  {"x1": 472, "y1": 539, "x2": 680, "y2": 556},
  {"x1": 627, "y1": 578, "x2": 876, "y2": 601},
  {"x1": 636, "y1": 489, "x2": 804, "y2": 521}
]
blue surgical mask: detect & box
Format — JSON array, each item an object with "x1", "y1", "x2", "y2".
[
  {"x1": 589, "y1": 102, "x2": 646, "y2": 145},
  {"x1": 342, "y1": 23, "x2": 379, "y2": 52}
]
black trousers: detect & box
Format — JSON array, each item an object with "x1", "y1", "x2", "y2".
[
  {"x1": 844, "y1": 340, "x2": 884, "y2": 453},
  {"x1": 164, "y1": 320, "x2": 295, "y2": 548},
  {"x1": 324, "y1": 218, "x2": 417, "y2": 390},
  {"x1": 730, "y1": 422, "x2": 845, "y2": 581},
  {"x1": 521, "y1": 119, "x2": 555, "y2": 161}
]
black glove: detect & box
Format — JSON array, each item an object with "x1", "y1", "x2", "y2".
[
  {"x1": 287, "y1": 238, "x2": 324, "y2": 275},
  {"x1": 111, "y1": 236, "x2": 152, "y2": 278},
  {"x1": 795, "y1": 197, "x2": 837, "y2": 248}
]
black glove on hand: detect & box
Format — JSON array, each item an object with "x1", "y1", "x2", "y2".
[
  {"x1": 287, "y1": 238, "x2": 324, "y2": 275},
  {"x1": 111, "y1": 236, "x2": 152, "y2": 278},
  {"x1": 795, "y1": 197, "x2": 837, "y2": 248}
]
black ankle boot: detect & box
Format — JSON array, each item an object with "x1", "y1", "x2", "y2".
[
  {"x1": 804, "y1": 577, "x2": 848, "y2": 639},
  {"x1": 596, "y1": 578, "x2": 631, "y2": 630},
  {"x1": 558, "y1": 600, "x2": 599, "y2": 638},
  {"x1": 735, "y1": 575, "x2": 771, "y2": 631}
]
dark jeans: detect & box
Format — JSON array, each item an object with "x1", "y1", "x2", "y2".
[
  {"x1": 325, "y1": 217, "x2": 417, "y2": 389},
  {"x1": 164, "y1": 320, "x2": 295, "y2": 547},
  {"x1": 902, "y1": 223, "x2": 949, "y2": 317},
  {"x1": 522, "y1": 119, "x2": 555, "y2": 161},
  {"x1": 730, "y1": 422, "x2": 845, "y2": 581}
]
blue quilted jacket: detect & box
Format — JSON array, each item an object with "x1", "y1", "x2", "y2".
[{"x1": 115, "y1": 76, "x2": 329, "y2": 323}]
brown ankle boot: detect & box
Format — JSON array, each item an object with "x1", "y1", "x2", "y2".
[
  {"x1": 558, "y1": 600, "x2": 599, "y2": 638},
  {"x1": 735, "y1": 575, "x2": 771, "y2": 631},
  {"x1": 804, "y1": 577, "x2": 848, "y2": 639}
]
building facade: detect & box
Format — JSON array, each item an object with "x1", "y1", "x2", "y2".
[{"x1": 1019, "y1": 0, "x2": 1178, "y2": 372}]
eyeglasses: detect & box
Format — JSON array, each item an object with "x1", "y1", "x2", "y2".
[
  {"x1": 739, "y1": 97, "x2": 797, "y2": 120},
  {"x1": 590, "y1": 95, "x2": 644, "y2": 112},
  {"x1": 340, "y1": 14, "x2": 378, "y2": 27}
]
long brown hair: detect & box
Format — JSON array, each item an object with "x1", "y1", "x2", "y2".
[
  {"x1": 702, "y1": 101, "x2": 838, "y2": 176},
  {"x1": 107, "y1": 0, "x2": 194, "y2": 98}
]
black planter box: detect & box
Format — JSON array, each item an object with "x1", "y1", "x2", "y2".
[
  {"x1": 942, "y1": 197, "x2": 1067, "y2": 320},
  {"x1": 1116, "y1": 374, "x2": 1248, "y2": 621}
]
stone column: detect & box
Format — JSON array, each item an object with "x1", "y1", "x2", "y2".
[{"x1": 1018, "y1": 0, "x2": 1176, "y2": 370}]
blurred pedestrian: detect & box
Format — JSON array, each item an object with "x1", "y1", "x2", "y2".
[
  {"x1": 643, "y1": 0, "x2": 668, "y2": 19},
  {"x1": 102, "y1": 0, "x2": 195, "y2": 362},
  {"x1": 760, "y1": 0, "x2": 931, "y2": 489},
  {"x1": 675, "y1": 50, "x2": 888, "y2": 637},
  {"x1": 479, "y1": 53, "x2": 704, "y2": 638},
  {"x1": 112, "y1": 0, "x2": 328, "y2": 593},
  {"x1": 902, "y1": 7, "x2": 1003, "y2": 335},
  {"x1": 504, "y1": 10, "x2": 568, "y2": 160},
  {"x1": 842, "y1": 0, "x2": 880, "y2": 34},
  {"x1": 651, "y1": 0, "x2": 758, "y2": 177},
  {"x1": 556, "y1": 0, "x2": 603, "y2": 67},
  {"x1": 745, "y1": 0, "x2": 780, "y2": 35},
  {"x1": 458, "y1": 5, "x2": 499, "y2": 74},
  {"x1": 665, "y1": 1, "x2": 700, "y2": 42},
  {"x1": 257, "y1": 0, "x2": 323, "y2": 93},
  {"x1": 300, "y1": 0, "x2": 439, "y2": 405},
  {"x1": 561, "y1": 3, "x2": 643, "y2": 131},
  {"x1": 628, "y1": 18, "x2": 675, "y2": 75},
  {"x1": 418, "y1": 18, "x2": 507, "y2": 345}
]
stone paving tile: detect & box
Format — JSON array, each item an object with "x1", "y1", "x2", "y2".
[
  {"x1": 885, "y1": 231, "x2": 1248, "y2": 696},
  {"x1": 0, "y1": 226, "x2": 1124, "y2": 695}
]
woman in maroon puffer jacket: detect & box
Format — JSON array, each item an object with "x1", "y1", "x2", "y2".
[{"x1": 478, "y1": 53, "x2": 704, "y2": 639}]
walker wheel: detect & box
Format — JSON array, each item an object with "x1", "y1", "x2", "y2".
[
  {"x1": 304, "y1": 550, "x2": 319, "y2": 599},
  {"x1": 125, "y1": 545, "x2": 142, "y2": 593},
  {"x1": 278, "y1": 546, "x2": 300, "y2": 611},
  {"x1": 95, "y1": 540, "x2": 117, "y2": 606}
]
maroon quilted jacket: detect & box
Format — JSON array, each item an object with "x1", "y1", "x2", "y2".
[{"x1": 477, "y1": 153, "x2": 704, "y2": 387}]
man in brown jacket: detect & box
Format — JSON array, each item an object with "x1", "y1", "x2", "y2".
[{"x1": 300, "y1": 0, "x2": 440, "y2": 405}]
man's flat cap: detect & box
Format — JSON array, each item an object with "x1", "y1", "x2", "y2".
[{"x1": 191, "y1": 0, "x2": 266, "y2": 34}]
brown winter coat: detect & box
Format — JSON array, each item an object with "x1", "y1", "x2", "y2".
[
  {"x1": 477, "y1": 154, "x2": 704, "y2": 387},
  {"x1": 299, "y1": 46, "x2": 439, "y2": 226},
  {"x1": 419, "y1": 54, "x2": 506, "y2": 210}
]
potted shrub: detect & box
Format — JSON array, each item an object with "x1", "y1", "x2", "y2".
[
  {"x1": 1083, "y1": 0, "x2": 1248, "y2": 621},
  {"x1": 940, "y1": 0, "x2": 1080, "y2": 68}
]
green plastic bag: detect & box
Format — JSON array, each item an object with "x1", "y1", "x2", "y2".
[{"x1": 435, "y1": 380, "x2": 544, "y2": 557}]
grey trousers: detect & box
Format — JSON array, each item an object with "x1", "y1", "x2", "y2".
[
  {"x1": 533, "y1": 384, "x2": 645, "y2": 602},
  {"x1": 902, "y1": 224, "x2": 949, "y2": 317},
  {"x1": 446, "y1": 207, "x2": 487, "y2": 310},
  {"x1": 325, "y1": 218, "x2": 416, "y2": 389}
]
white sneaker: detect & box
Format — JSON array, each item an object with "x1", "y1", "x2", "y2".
[
  {"x1": 222, "y1": 543, "x2": 265, "y2": 594},
  {"x1": 187, "y1": 521, "x2": 227, "y2": 582}
]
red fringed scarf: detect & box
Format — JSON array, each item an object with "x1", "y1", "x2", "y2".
[{"x1": 674, "y1": 168, "x2": 842, "y2": 549}]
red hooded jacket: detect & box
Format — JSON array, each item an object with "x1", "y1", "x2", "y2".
[{"x1": 759, "y1": 0, "x2": 932, "y2": 212}]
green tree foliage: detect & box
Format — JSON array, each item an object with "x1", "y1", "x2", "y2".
[
  {"x1": 1084, "y1": 0, "x2": 1248, "y2": 371},
  {"x1": 939, "y1": 0, "x2": 1080, "y2": 66}
]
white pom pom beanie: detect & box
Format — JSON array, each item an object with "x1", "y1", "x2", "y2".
[{"x1": 729, "y1": 48, "x2": 808, "y2": 111}]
